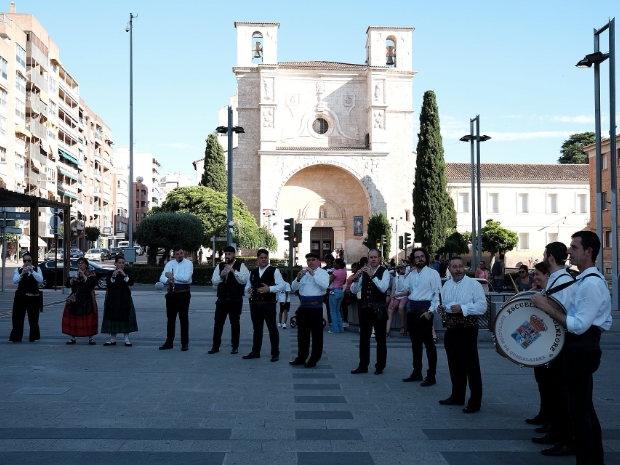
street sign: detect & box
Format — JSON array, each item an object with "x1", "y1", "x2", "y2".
[
  {"x1": 210, "y1": 236, "x2": 227, "y2": 241},
  {"x1": 50, "y1": 229, "x2": 60, "y2": 235},
  {"x1": 0, "y1": 220, "x2": 16, "y2": 227},
  {"x1": 1, "y1": 227, "x2": 22, "y2": 234},
  {"x1": 50, "y1": 207, "x2": 62, "y2": 215},
  {"x1": 49, "y1": 215, "x2": 61, "y2": 229},
  {"x1": 4, "y1": 212, "x2": 30, "y2": 220}
]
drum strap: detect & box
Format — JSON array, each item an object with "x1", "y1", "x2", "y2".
[{"x1": 544, "y1": 272, "x2": 602, "y2": 297}]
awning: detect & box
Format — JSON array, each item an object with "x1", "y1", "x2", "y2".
[
  {"x1": 19, "y1": 235, "x2": 47, "y2": 248},
  {"x1": 30, "y1": 158, "x2": 42, "y2": 172},
  {"x1": 58, "y1": 148, "x2": 79, "y2": 165},
  {"x1": 57, "y1": 167, "x2": 78, "y2": 181},
  {"x1": 15, "y1": 124, "x2": 32, "y2": 139},
  {"x1": 58, "y1": 189, "x2": 78, "y2": 200}
]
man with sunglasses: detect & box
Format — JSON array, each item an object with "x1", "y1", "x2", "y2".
[{"x1": 9, "y1": 253, "x2": 43, "y2": 343}]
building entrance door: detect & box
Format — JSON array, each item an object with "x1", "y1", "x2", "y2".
[{"x1": 310, "y1": 227, "x2": 334, "y2": 259}]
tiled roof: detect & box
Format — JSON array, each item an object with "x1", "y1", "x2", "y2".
[
  {"x1": 445, "y1": 163, "x2": 589, "y2": 181},
  {"x1": 276, "y1": 146, "x2": 369, "y2": 151},
  {"x1": 275, "y1": 61, "x2": 369, "y2": 70}
]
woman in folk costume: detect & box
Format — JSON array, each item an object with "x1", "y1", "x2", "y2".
[
  {"x1": 62, "y1": 257, "x2": 98, "y2": 345},
  {"x1": 102, "y1": 256, "x2": 138, "y2": 346}
]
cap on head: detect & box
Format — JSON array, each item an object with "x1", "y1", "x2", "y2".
[
  {"x1": 306, "y1": 252, "x2": 320, "y2": 260},
  {"x1": 224, "y1": 246, "x2": 236, "y2": 254}
]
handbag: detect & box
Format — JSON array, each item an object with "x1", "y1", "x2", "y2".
[{"x1": 66, "y1": 293, "x2": 77, "y2": 304}]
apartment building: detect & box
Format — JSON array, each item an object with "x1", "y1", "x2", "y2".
[
  {"x1": 134, "y1": 177, "x2": 149, "y2": 231},
  {"x1": 0, "y1": 5, "x2": 116, "y2": 251},
  {"x1": 160, "y1": 172, "x2": 193, "y2": 200},
  {"x1": 113, "y1": 165, "x2": 129, "y2": 244},
  {"x1": 115, "y1": 147, "x2": 163, "y2": 210}
]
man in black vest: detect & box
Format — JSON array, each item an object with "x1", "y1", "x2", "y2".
[
  {"x1": 350, "y1": 249, "x2": 391, "y2": 374},
  {"x1": 9, "y1": 252, "x2": 43, "y2": 342},
  {"x1": 208, "y1": 246, "x2": 250, "y2": 355},
  {"x1": 243, "y1": 249, "x2": 285, "y2": 362}
]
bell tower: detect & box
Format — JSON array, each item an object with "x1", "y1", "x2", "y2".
[
  {"x1": 365, "y1": 26, "x2": 414, "y2": 70},
  {"x1": 235, "y1": 22, "x2": 280, "y2": 67}
]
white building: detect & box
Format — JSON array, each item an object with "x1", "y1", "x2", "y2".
[
  {"x1": 160, "y1": 172, "x2": 193, "y2": 200},
  {"x1": 114, "y1": 147, "x2": 163, "y2": 209},
  {"x1": 446, "y1": 163, "x2": 590, "y2": 267}
]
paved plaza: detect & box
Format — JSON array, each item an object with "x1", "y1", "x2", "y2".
[{"x1": 0, "y1": 285, "x2": 619, "y2": 465}]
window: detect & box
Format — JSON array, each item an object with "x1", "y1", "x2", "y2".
[
  {"x1": 405, "y1": 209, "x2": 411, "y2": 222},
  {"x1": 15, "y1": 72, "x2": 26, "y2": 94},
  {"x1": 0, "y1": 88, "x2": 6, "y2": 108},
  {"x1": 488, "y1": 193, "x2": 499, "y2": 213},
  {"x1": 15, "y1": 44, "x2": 26, "y2": 67},
  {"x1": 136, "y1": 213, "x2": 139, "y2": 221},
  {"x1": 517, "y1": 193, "x2": 529, "y2": 213},
  {"x1": 14, "y1": 98, "x2": 25, "y2": 120},
  {"x1": 48, "y1": 76, "x2": 56, "y2": 93},
  {"x1": 458, "y1": 193, "x2": 469, "y2": 213},
  {"x1": 577, "y1": 194, "x2": 587, "y2": 213},
  {"x1": 386, "y1": 38, "x2": 396, "y2": 67},
  {"x1": 547, "y1": 193, "x2": 558, "y2": 214},
  {"x1": 603, "y1": 153, "x2": 608, "y2": 169},
  {"x1": 0, "y1": 146, "x2": 6, "y2": 162},
  {"x1": 518, "y1": 232, "x2": 529, "y2": 250},
  {"x1": 548, "y1": 232, "x2": 558, "y2": 243},
  {"x1": 0, "y1": 57, "x2": 7, "y2": 79},
  {"x1": 602, "y1": 191, "x2": 608, "y2": 209},
  {"x1": 251, "y1": 32, "x2": 263, "y2": 64},
  {"x1": 312, "y1": 118, "x2": 329, "y2": 135},
  {"x1": 605, "y1": 230, "x2": 612, "y2": 248},
  {"x1": 0, "y1": 115, "x2": 5, "y2": 137}
]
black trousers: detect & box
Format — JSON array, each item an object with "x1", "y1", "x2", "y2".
[
  {"x1": 407, "y1": 310, "x2": 437, "y2": 377},
  {"x1": 295, "y1": 307, "x2": 323, "y2": 363},
  {"x1": 533, "y1": 365, "x2": 553, "y2": 421},
  {"x1": 564, "y1": 346, "x2": 603, "y2": 465},
  {"x1": 10, "y1": 295, "x2": 40, "y2": 342},
  {"x1": 165, "y1": 292, "x2": 190, "y2": 345},
  {"x1": 444, "y1": 325, "x2": 482, "y2": 408},
  {"x1": 541, "y1": 352, "x2": 573, "y2": 446},
  {"x1": 358, "y1": 309, "x2": 387, "y2": 370},
  {"x1": 249, "y1": 302, "x2": 279, "y2": 357},
  {"x1": 212, "y1": 298, "x2": 242, "y2": 349}
]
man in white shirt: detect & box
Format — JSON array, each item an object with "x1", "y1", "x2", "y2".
[
  {"x1": 209, "y1": 246, "x2": 250, "y2": 355},
  {"x1": 159, "y1": 245, "x2": 193, "y2": 351},
  {"x1": 290, "y1": 252, "x2": 329, "y2": 368},
  {"x1": 402, "y1": 248, "x2": 441, "y2": 386},
  {"x1": 438, "y1": 256, "x2": 487, "y2": 413},
  {"x1": 532, "y1": 231, "x2": 612, "y2": 463}
]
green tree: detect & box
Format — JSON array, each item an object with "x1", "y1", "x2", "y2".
[
  {"x1": 157, "y1": 186, "x2": 277, "y2": 252},
  {"x1": 480, "y1": 219, "x2": 518, "y2": 260},
  {"x1": 437, "y1": 230, "x2": 469, "y2": 256},
  {"x1": 412, "y1": 90, "x2": 457, "y2": 254},
  {"x1": 558, "y1": 132, "x2": 595, "y2": 164},
  {"x1": 85, "y1": 227, "x2": 100, "y2": 248},
  {"x1": 362, "y1": 213, "x2": 391, "y2": 260},
  {"x1": 134, "y1": 212, "x2": 204, "y2": 265},
  {"x1": 200, "y1": 134, "x2": 227, "y2": 192}
]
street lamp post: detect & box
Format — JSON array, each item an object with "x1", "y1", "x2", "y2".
[
  {"x1": 576, "y1": 18, "x2": 617, "y2": 310},
  {"x1": 460, "y1": 117, "x2": 491, "y2": 271},
  {"x1": 216, "y1": 107, "x2": 244, "y2": 247},
  {"x1": 391, "y1": 216, "x2": 402, "y2": 260},
  {"x1": 126, "y1": 13, "x2": 137, "y2": 255}
]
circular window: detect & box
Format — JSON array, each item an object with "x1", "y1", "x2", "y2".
[{"x1": 312, "y1": 118, "x2": 329, "y2": 135}]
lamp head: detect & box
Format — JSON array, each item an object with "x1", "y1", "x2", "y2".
[
  {"x1": 460, "y1": 135, "x2": 473, "y2": 142},
  {"x1": 480, "y1": 135, "x2": 492, "y2": 142},
  {"x1": 576, "y1": 51, "x2": 609, "y2": 68},
  {"x1": 215, "y1": 126, "x2": 228, "y2": 134}
]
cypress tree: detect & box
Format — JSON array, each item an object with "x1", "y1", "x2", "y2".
[
  {"x1": 200, "y1": 134, "x2": 227, "y2": 192},
  {"x1": 412, "y1": 90, "x2": 456, "y2": 255}
]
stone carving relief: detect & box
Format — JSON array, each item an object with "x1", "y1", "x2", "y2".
[
  {"x1": 262, "y1": 108, "x2": 274, "y2": 128},
  {"x1": 262, "y1": 78, "x2": 273, "y2": 101},
  {"x1": 374, "y1": 81, "x2": 384, "y2": 103},
  {"x1": 316, "y1": 80, "x2": 325, "y2": 111},
  {"x1": 373, "y1": 110, "x2": 385, "y2": 129},
  {"x1": 342, "y1": 94, "x2": 356, "y2": 115},
  {"x1": 285, "y1": 93, "x2": 299, "y2": 116}
]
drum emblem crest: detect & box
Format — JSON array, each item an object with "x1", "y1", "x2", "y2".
[{"x1": 511, "y1": 315, "x2": 547, "y2": 349}]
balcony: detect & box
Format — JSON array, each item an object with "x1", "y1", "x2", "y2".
[
  {"x1": 26, "y1": 92, "x2": 47, "y2": 117},
  {"x1": 26, "y1": 118, "x2": 47, "y2": 141},
  {"x1": 57, "y1": 180, "x2": 77, "y2": 196},
  {"x1": 27, "y1": 69, "x2": 47, "y2": 93},
  {"x1": 58, "y1": 81, "x2": 78, "y2": 106},
  {"x1": 26, "y1": 41, "x2": 48, "y2": 70},
  {"x1": 0, "y1": 14, "x2": 13, "y2": 40},
  {"x1": 14, "y1": 137, "x2": 26, "y2": 155}
]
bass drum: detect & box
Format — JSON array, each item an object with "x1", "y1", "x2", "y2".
[{"x1": 493, "y1": 290, "x2": 566, "y2": 367}]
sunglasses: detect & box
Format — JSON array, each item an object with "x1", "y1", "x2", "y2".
[
  {"x1": 519, "y1": 271, "x2": 527, "y2": 273},
  {"x1": 23, "y1": 259, "x2": 32, "y2": 262}
]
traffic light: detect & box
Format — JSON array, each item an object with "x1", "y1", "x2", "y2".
[
  {"x1": 284, "y1": 218, "x2": 294, "y2": 242},
  {"x1": 294, "y1": 223, "x2": 303, "y2": 244},
  {"x1": 404, "y1": 232, "x2": 412, "y2": 247},
  {"x1": 399, "y1": 235, "x2": 403, "y2": 250},
  {"x1": 376, "y1": 240, "x2": 381, "y2": 249}
]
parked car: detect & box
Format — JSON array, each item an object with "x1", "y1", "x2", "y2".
[
  {"x1": 38, "y1": 260, "x2": 113, "y2": 289},
  {"x1": 84, "y1": 248, "x2": 105, "y2": 261},
  {"x1": 69, "y1": 249, "x2": 84, "y2": 259},
  {"x1": 100, "y1": 248, "x2": 112, "y2": 260},
  {"x1": 44, "y1": 248, "x2": 63, "y2": 260},
  {"x1": 109, "y1": 247, "x2": 124, "y2": 259}
]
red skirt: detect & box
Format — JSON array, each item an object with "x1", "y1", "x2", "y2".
[{"x1": 62, "y1": 303, "x2": 99, "y2": 337}]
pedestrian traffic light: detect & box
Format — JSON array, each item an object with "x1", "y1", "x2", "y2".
[
  {"x1": 399, "y1": 235, "x2": 403, "y2": 250},
  {"x1": 381, "y1": 234, "x2": 386, "y2": 247},
  {"x1": 404, "y1": 232, "x2": 411, "y2": 247},
  {"x1": 376, "y1": 240, "x2": 381, "y2": 249},
  {"x1": 284, "y1": 218, "x2": 294, "y2": 242},
  {"x1": 294, "y1": 223, "x2": 303, "y2": 244}
]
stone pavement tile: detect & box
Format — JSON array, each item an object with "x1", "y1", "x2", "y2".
[
  {"x1": 264, "y1": 420, "x2": 326, "y2": 429},
  {"x1": 292, "y1": 373, "x2": 337, "y2": 379},
  {"x1": 293, "y1": 384, "x2": 342, "y2": 390},
  {"x1": 187, "y1": 440, "x2": 263, "y2": 452},
  {"x1": 370, "y1": 451, "x2": 448, "y2": 465},
  {"x1": 177, "y1": 411, "x2": 237, "y2": 420},
  {"x1": 440, "y1": 451, "x2": 576, "y2": 465},
  {"x1": 162, "y1": 429, "x2": 232, "y2": 440},
  {"x1": 422, "y1": 428, "x2": 536, "y2": 440},
  {"x1": 297, "y1": 451, "x2": 374, "y2": 465},
  {"x1": 222, "y1": 452, "x2": 297, "y2": 465},
  {"x1": 211, "y1": 402, "x2": 267, "y2": 411},
  {"x1": 260, "y1": 439, "x2": 333, "y2": 452},
  {"x1": 295, "y1": 411, "x2": 354, "y2": 420},
  {"x1": 330, "y1": 440, "x2": 403, "y2": 452},
  {"x1": 199, "y1": 419, "x2": 267, "y2": 429},
  {"x1": 0, "y1": 451, "x2": 80, "y2": 465},
  {"x1": 0, "y1": 438, "x2": 126, "y2": 451},
  {"x1": 360, "y1": 427, "x2": 425, "y2": 440},
  {"x1": 229, "y1": 428, "x2": 296, "y2": 440},
  {"x1": 235, "y1": 411, "x2": 295, "y2": 421},
  {"x1": 294, "y1": 396, "x2": 347, "y2": 403},
  {"x1": 399, "y1": 439, "x2": 543, "y2": 453},
  {"x1": 296, "y1": 429, "x2": 363, "y2": 440}
]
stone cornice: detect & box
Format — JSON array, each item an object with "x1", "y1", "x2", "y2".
[{"x1": 259, "y1": 150, "x2": 389, "y2": 157}]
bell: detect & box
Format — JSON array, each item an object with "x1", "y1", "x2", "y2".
[
  {"x1": 386, "y1": 56, "x2": 395, "y2": 66},
  {"x1": 253, "y1": 41, "x2": 262, "y2": 59},
  {"x1": 386, "y1": 45, "x2": 396, "y2": 66}
]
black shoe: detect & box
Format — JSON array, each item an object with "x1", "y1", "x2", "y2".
[
  {"x1": 535, "y1": 423, "x2": 552, "y2": 434},
  {"x1": 439, "y1": 396, "x2": 465, "y2": 406},
  {"x1": 242, "y1": 352, "x2": 260, "y2": 359},
  {"x1": 351, "y1": 367, "x2": 368, "y2": 374},
  {"x1": 207, "y1": 348, "x2": 219, "y2": 354},
  {"x1": 532, "y1": 434, "x2": 557, "y2": 445},
  {"x1": 304, "y1": 361, "x2": 317, "y2": 368},
  {"x1": 421, "y1": 377, "x2": 436, "y2": 387},
  {"x1": 462, "y1": 406, "x2": 480, "y2": 414},
  {"x1": 231, "y1": 348, "x2": 238, "y2": 355},
  {"x1": 374, "y1": 369, "x2": 383, "y2": 375},
  {"x1": 66, "y1": 339, "x2": 76, "y2": 345},
  {"x1": 289, "y1": 359, "x2": 305, "y2": 366},
  {"x1": 525, "y1": 414, "x2": 547, "y2": 425},
  {"x1": 159, "y1": 343, "x2": 173, "y2": 350},
  {"x1": 103, "y1": 341, "x2": 116, "y2": 346},
  {"x1": 88, "y1": 339, "x2": 96, "y2": 345},
  {"x1": 181, "y1": 345, "x2": 188, "y2": 351},
  {"x1": 540, "y1": 444, "x2": 576, "y2": 456},
  {"x1": 402, "y1": 372, "x2": 423, "y2": 382},
  {"x1": 125, "y1": 342, "x2": 132, "y2": 347},
  {"x1": 270, "y1": 355, "x2": 279, "y2": 362}
]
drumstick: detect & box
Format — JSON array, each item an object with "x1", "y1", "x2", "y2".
[{"x1": 508, "y1": 274, "x2": 519, "y2": 293}]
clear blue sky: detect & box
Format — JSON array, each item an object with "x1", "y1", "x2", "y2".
[{"x1": 12, "y1": 0, "x2": 619, "y2": 179}]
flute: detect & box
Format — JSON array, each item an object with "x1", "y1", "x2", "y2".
[{"x1": 437, "y1": 287, "x2": 446, "y2": 327}]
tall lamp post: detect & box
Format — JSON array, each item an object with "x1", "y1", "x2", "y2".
[
  {"x1": 391, "y1": 216, "x2": 402, "y2": 260},
  {"x1": 216, "y1": 106, "x2": 244, "y2": 247},
  {"x1": 576, "y1": 18, "x2": 617, "y2": 310},
  {"x1": 126, "y1": 13, "x2": 137, "y2": 255},
  {"x1": 460, "y1": 116, "x2": 491, "y2": 271}
]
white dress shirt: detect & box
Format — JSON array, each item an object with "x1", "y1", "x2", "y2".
[
  {"x1": 13, "y1": 266, "x2": 43, "y2": 284},
  {"x1": 211, "y1": 260, "x2": 250, "y2": 287},
  {"x1": 565, "y1": 267, "x2": 612, "y2": 335},
  {"x1": 291, "y1": 267, "x2": 329, "y2": 296},
  {"x1": 406, "y1": 266, "x2": 441, "y2": 312},
  {"x1": 244, "y1": 265, "x2": 287, "y2": 294},
  {"x1": 159, "y1": 258, "x2": 193, "y2": 284},
  {"x1": 544, "y1": 268, "x2": 574, "y2": 308},
  {"x1": 350, "y1": 266, "x2": 391, "y2": 295},
  {"x1": 441, "y1": 275, "x2": 487, "y2": 317}
]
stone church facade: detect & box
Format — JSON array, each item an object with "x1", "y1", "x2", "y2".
[{"x1": 215, "y1": 22, "x2": 417, "y2": 261}]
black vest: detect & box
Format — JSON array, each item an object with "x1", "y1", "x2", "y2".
[
  {"x1": 360, "y1": 266, "x2": 387, "y2": 304},
  {"x1": 17, "y1": 267, "x2": 40, "y2": 295},
  {"x1": 249, "y1": 266, "x2": 277, "y2": 303},
  {"x1": 216, "y1": 260, "x2": 245, "y2": 299}
]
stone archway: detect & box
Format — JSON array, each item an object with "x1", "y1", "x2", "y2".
[{"x1": 276, "y1": 164, "x2": 370, "y2": 264}]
